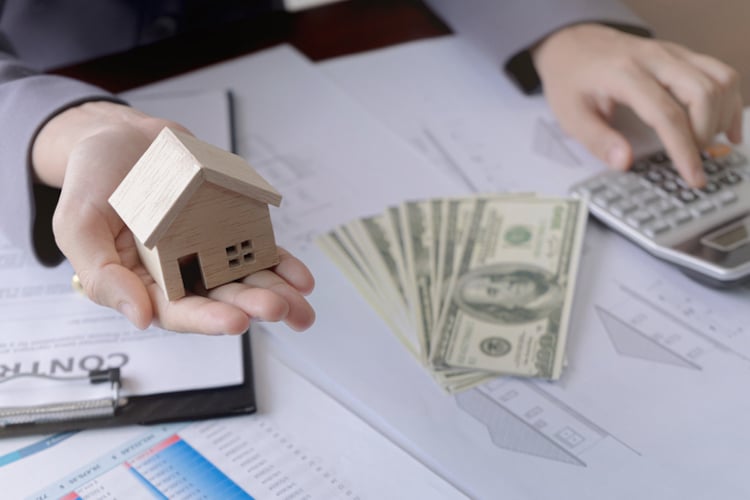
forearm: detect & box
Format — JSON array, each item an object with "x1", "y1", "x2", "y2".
[{"x1": 0, "y1": 51, "x2": 123, "y2": 263}]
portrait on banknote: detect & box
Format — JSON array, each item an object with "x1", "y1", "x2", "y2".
[{"x1": 452, "y1": 263, "x2": 564, "y2": 324}]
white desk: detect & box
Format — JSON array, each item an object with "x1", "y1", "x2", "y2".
[
  {"x1": 3, "y1": 40, "x2": 749, "y2": 499},
  {"x1": 127, "y1": 41, "x2": 750, "y2": 499}
]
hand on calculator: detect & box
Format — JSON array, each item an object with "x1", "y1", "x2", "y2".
[
  {"x1": 571, "y1": 144, "x2": 750, "y2": 286},
  {"x1": 533, "y1": 23, "x2": 743, "y2": 188}
]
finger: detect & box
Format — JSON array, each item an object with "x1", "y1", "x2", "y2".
[
  {"x1": 611, "y1": 66, "x2": 705, "y2": 186},
  {"x1": 726, "y1": 102, "x2": 744, "y2": 144},
  {"x1": 718, "y1": 94, "x2": 744, "y2": 141},
  {"x1": 241, "y1": 270, "x2": 316, "y2": 332},
  {"x1": 207, "y1": 282, "x2": 290, "y2": 323},
  {"x1": 149, "y1": 284, "x2": 252, "y2": 335},
  {"x1": 554, "y1": 95, "x2": 632, "y2": 171},
  {"x1": 650, "y1": 58, "x2": 719, "y2": 147},
  {"x1": 668, "y1": 46, "x2": 744, "y2": 142},
  {"x1": 274, "y1": 247, "x2": 315, "y2": 295},
  {"x1": 55, "y1": 208, "x2": 152, "y2": 328}
]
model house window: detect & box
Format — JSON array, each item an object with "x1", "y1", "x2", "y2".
[{"x1": 226, "y1": 240, "x2": 255, "y2": 268}]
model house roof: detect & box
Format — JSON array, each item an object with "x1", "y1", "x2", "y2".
[{"x1": 109, "y1": 127, "x2": 282, "y2": 249}]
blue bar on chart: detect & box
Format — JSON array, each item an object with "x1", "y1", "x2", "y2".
[
  {"x1": 54, "y1": 430, "x2": 253, "y2": 499},
  {"x1": 125, "y1": 434, "x2": 252, "y2": 499}
]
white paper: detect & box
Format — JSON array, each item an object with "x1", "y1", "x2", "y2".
[
  {"x1": 128, "y1": 88, "x2": 234, "y2": 152},
  {"x1": 0, "y1": 333, "x2": 465, "y2": 499},
  {"x1": 244, "y1": 39, "x2": 749, "y2": 498},
  {"x1": 295, "y1": 38, "x2": 750, "y2": 498}
]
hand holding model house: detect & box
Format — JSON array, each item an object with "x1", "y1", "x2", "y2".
[{"x1": 107, "y1": 127, "x2": 314, "y2": 333}]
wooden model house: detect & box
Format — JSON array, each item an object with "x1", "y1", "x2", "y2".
[{"x1": 109, "y1": 127, "x2": 282, "y2": 301}]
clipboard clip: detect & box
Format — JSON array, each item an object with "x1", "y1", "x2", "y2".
[{"x1": 0, "y1": 369, "x2": 123, "y2": 427}]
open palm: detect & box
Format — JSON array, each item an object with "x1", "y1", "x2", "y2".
[{"x1": 43, "y1": 106, "x2": 314, "y2": 335}]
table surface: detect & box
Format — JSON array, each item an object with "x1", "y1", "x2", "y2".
[{"x1": 52, "y1": 0, "x2": 450, "y2": 94}]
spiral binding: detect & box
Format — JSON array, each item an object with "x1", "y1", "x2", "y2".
[{"x1": 0, "y1": 369, "x2": 122, "y2": 427}]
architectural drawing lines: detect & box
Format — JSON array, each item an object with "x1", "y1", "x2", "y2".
[
  {"x1": 596, "y1": 305, "x2": 702, "y2": 370},
  {"x1": 532, "y1": 118, "x2": 581, "y2": 168},
  {"x1": 422, "y1": 128, "x2": 479, "y2": 193},
  {"x1": 456, "y1": 379, "x2": 639, "y2": 467},
  {"x1": 457, "y1": 389, "x2": 586, "y2": 466},
  {"x1": 524, "y1": 381, "x2": 641, "y2": 457},
  {"x1": 619, "y1": 284, "x2": 750, "y2": 364}
]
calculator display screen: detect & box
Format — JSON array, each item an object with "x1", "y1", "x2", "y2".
[{"x1": 703, "y1": 221, "x2": 750, "y2": 251}]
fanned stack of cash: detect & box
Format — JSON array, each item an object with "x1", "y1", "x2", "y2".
[{"x1": 317, "y1": 194, "x2": 588, "y2": 393}]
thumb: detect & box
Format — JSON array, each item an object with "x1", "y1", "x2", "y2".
[
  {"x1": 558, "y1": 101, "x2": 633, "y2": 171},
  {"x1": 56, "y1": 207, "x2": 153, "y2": 329},
  {"x1": 77, "y1": 262, "x2": 153, "y2": 329}
]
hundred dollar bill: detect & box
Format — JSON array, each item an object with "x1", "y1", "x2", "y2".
[
  {"x1": 349, "y1": 214, "x2": 417, "y2": 342},
  {"x1": 400, "y1": 200, "x2": 437, "y2": 361},
  {"x1": 434, "y1": 194, "x2": 535, "y2": 325},
  {"x1": 434, "y1": 198, "x2": 471, "y2": 326},
  {"x1": 350, "y1": 217, "x2": 410, "y2": 312},
  {"x1": 429, "y1": 196, "x2": 587, "y2": 380},
  {"x1": 316, "y1": 228, "x2": 419, "y2": 358}
]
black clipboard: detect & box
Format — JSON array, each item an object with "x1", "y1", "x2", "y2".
[{"x1": 0, "y1": 330, "x2": 256, "y2": 438}]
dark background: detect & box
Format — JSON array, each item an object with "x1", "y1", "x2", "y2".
[{"x1": 52, "y1": 0, "x2": 450, "y2": 94}]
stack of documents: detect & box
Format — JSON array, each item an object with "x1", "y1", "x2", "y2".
[{"x1": 318, "y1": 193, "x2": 588, "y2": 392}]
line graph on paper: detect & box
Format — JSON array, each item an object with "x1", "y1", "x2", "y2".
[
  {"x1": 454, "y1": 276, "x2": 747, "y2": 467},
  {"x1": 596, "y1": 279, "x2": 749, "y2": 370},
  {"x1": 456, "y1": 379, "x2": 639, "y2": 467},
  {"x1": 423, "y1": 112, "x2": 600, "y2": 199},
  {"x1": 242, "y1": 134, "x2": 334, "y2": 252},
  {"x1": 532, "y1": 117, "x2": 582, "y2": 168}
]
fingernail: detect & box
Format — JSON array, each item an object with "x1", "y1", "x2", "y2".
[
  {"x1": 607, "y1": 146, "x2": 628, "y2": 170},
  {"x1": 117, "y1": 302, "x2": 140, "y2": 328}
]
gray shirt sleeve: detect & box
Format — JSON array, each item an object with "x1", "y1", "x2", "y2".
[
  {"x1": 0, "y1": 44, "x2": 122, "y2": 265},
  {"x1": 424, "y1": 0, "x2": 651, "y2": 93}
]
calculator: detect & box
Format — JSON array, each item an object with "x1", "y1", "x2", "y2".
[{"x1": 569, "y1": 143, "x2": 750, "y2": 287}]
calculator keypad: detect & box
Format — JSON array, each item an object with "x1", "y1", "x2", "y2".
[{"x1": 573, "y1": 145, "x2": 748, "y2": 241}]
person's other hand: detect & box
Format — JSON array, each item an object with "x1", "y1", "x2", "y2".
[
  {"x1": 32, "y1": 101, "x2": 315, "y2": 335},
  {"x1": 532, "y1": 23, "x2": 743, "y2": 187}
]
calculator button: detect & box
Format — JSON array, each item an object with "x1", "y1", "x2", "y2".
[
  {"x1": 610, "y1": 200, "x2": 638, "y2": 217},
  {"x1": 631, "y1": 160, "x2": 650, "y2": 173},
  {"x1": 633, "y1": 191, "x2": 661, "y2": 205},
  {"x1": 716, "y1": 190, "x2": 738, "y2": 205},
  {"x1": 611, "y1": 175, "x2": 643, "y2": 194},
  {"x1": 717, "y1": 151, "x2": 746, "y2": 167},
  {"x1": 671, "y1": 210, "x2": 693, "y2": 225},
  {"x1": 644, "y1": 220, "x2": 671, "y2": 237},
  {"x1": 650, "y1": 152, "x2": 669, "y2": 164},
  {"x1": 677, "y1": 190, "x2": 700, "y2": 203},
  {"x1": 614, "y1": 174, "x2": 637, "y2": 185},
  {"x1": 577, "y1": 181, "x2": 607, "y2": 196},
  {"x1": 705, "y1": 143, "x2": 733, "y2": 159},
  {"x1": 700, "y1": 181, "x2": 722, "y2": 194},
  {"x1": 703, "y1": 161, "x2": 723, "y2": 176},
  {"x1": 692, "y1": 200, "x2": 716, "y2": 215},
  {"x1": 592, "y1": 189, "x2": 621, "y2": 207},
  {"x1": 719, "y1": 172, "x2": 742, "y2": 185},
  {"x1": 624, "y1": 183, "x2": 647, "y2": 196},
  {"x1": 662, "y1": 165, "x2": 678, "y2": 176},
  {"x1": 651, "y1": 198, "x2": 677, "y2": 215},
  {"x1": 660, "y1": 179, "x2": 680, "y2": 193},
  {"x1": 645, "y1": 170, "x2": 666, "y2": 183},
  {"x1": 627, "y1": 210, "x2": 654, "y2": 228}
]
